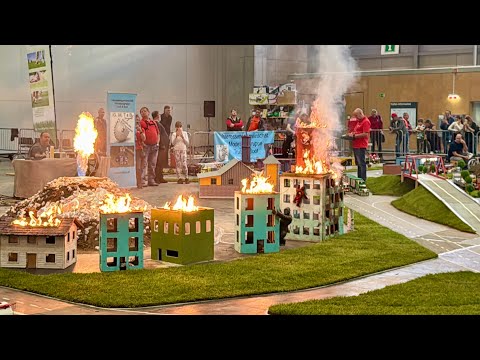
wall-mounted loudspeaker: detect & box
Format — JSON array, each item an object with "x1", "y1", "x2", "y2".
[{"x1": 204, "y1": 101, "x2": 215, "y2": 117}]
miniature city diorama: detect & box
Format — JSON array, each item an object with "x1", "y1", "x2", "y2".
[{"x1": 0, "y1": 98, "x2": 361, "y2": 273}]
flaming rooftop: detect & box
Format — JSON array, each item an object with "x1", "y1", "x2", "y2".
[
  {"x1": 163, "y1": 195, "x2": 199, "y2": 212},
  {"x1": 241, "y1": 172, "x2": 275, "y2": 194}
]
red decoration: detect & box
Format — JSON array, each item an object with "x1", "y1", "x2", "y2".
[{"x1": 294, "y1": 185, "x2": 308, "y2": 207}]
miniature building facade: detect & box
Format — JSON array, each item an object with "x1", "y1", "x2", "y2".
[
  {"x1": 197, "y1": 159, "x2": 255, "y2": 198},
  {"x1": 263, "y1": 154, "x2": 281, "y2": 192},
  {"x1": 234, "y1": 191, "x2": 280, "y2": 254},
  {"x1": 280, "y1": 173, "x2": 344, "y2": 241},
  {"x1": 99, "y1": 211, "x2": 144, "y2": 272},
  {"x1": 151, "y1": 207, "x2": 214, "y2": 265},
  {"x1": 0, "y1": 218, "x2": 81, "y2": 270}
]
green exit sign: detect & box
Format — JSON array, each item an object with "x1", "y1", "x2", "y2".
[{"x1": 381, "y1": 45, "x2": 399, "y2": 55}]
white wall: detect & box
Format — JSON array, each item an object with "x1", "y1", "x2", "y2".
[{"x1": 0, "y1": 45, "x2": 229, "y2": 133}]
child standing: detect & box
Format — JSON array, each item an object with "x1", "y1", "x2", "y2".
[
  {"x1": 170, "y1": 121, "x2": 190, "y2": 184},
  {"x1": 415, "y1": 118, "x2": 426, "y2": 154}
]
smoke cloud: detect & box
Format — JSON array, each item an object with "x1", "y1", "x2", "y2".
[{"x1": 308, "y1": 45, "x2": 358, "y2": 178}]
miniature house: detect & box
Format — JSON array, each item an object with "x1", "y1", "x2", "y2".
[
  {"x1": 0, "y1": 217, "x2": 82, "y2": 270},
  {"x1": 197, "y1": 159, "x2": 255, "y2": 198},
  {"x1": 234, "y1": 191, "x2": 280, "y2": 254},
  {"x1": 262, "y1": 154, "x2": 281, "y2": 192},
  {"x1": 280, "y1": 173, "x2": 344, "y2": 241},
  {"x1": 99, "y1": 211, "x2": 144, "y2": 272},
  {"x1": 150, "y1": 207, "x2": 214, "y2": 265}
]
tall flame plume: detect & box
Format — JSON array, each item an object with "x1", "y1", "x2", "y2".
[{"x1": 74, "y1": 112, "x2": 98, "y2": 176}]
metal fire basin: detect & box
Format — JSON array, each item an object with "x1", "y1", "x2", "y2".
[
  {"x1": 279, "y1": 172, "x2": 344, "y2": 242},
  {"x1": 234, "y1": 191, "x2": 280, "y2": 254},
  {"x1": 150, "y1": 207, "x2": 214, "y2": 265},
  {"x1": 99, "y1": 211, "x2": 144, "y2": 272}
]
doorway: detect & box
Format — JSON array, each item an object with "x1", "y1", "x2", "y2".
[{"x1": 26, "y1": 253, "x2": 37, "y2": 269}]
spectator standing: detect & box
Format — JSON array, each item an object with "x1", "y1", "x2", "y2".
[
  {"x1": 368, "y1": 109, "x2": 383, "y2": 160},
  {"x1": 464, "y1": 115, "x2": 478, "y2": 153},
  {"x1": 152, "y1": 110, "x2": 169, "y2": 184},
  {"x1": 348, "y1": 108, "x2": 371, "y2": 181},
  {"x1": 226, "y1": 109, "x2": 243, "y2": 131},
  {"x1": 402, "y1": 113, "x2": 413, "y2": 155},
  {"x1": 94, "y1": 107, "x2": 107, "y2": 156},
  {"x1": 246, "y1": 109, "x2": 264, "y2": 131},
  {"x1": 389, "y1": 113, "x2": 406, "y2": 157},
  {"x1": 139, "y1": 106, "x2": 159, "y2": 186},
  {"x1": 170, "y1": 121, "x2": 190, "y2": 184},
  {"x1": 160, "y1": 105, "x2": 173, "y2": 136},
  {"x1": 440, "y1": 110, "x2": 455, "y2": 153},
  {"x1": 414, "y1": 118, "x2": 426, "y2": 154},
  {"x1": 282, "y1": 110, "x2": 296, "y2": 158},
  {"x1": 135, "y1": 116, "x2": 146, "y2": 189}
]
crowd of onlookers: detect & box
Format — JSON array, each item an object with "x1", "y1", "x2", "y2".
[
  {"x1": 366, "y1": 109, "x2": 478, "y2": 162},
  {"x1": 134, "y1": 105, "x2": 190, "y2": 188}
]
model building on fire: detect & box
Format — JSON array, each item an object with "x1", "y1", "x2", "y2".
[
  {"x1": 0, "y1": 206, "x2": 82, "y2": 270},
  {"x1": 234, "y1": 172, "x2": 280, "y2": 254},
  {"x1": 98, "y1": 194, "x2": 145, "y2": 272},
  {"x1": 151, "y1": 195, "x2": 214, "y2": 265},
  {"x1": 279, "y1": 103, "x2": 345, "y2": 241}
]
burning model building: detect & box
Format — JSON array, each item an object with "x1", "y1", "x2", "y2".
[
  {"x1": 0, "y1": 204, "x2": 83, "y2": 270},
  {"x1": 280, "y1": 103, "x2": 345, "y2": 241},
  {"x1": 234, "y1": 172, "x2": 280, "y2": 254},
  {"x1": 99, "y1": 194, "x2": 144, "y2": 272},
  {"x1": 151, "y1": 195, "x2": 214, "y2": 265}
]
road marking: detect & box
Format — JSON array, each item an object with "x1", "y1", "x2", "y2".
[
  {"x1": 2, "y1": 297, "x2": 9, "y2": 301},
  {"x1": 439, "y1": 256, "x2": 480, "y2": 272},
  {"x1": 16, "y1": 300, "x2": 24, "y2": 304},
  {"x1": 30, "y1": 304, "x2": 40, "y2": 308},
  {"x1": 346, "y1": 195, "x2": 468, "y2": 251},
  {"x1": 423, "y1": 179, "x2": 480, "y2": 229},
  {"x1": 44, "y1": 307, "x2": 52, "y2": 311}
]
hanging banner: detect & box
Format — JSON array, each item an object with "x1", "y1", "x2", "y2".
[
  {"x1": 26, "y1": 45, "x2": 57, "y2": 143},
  {"x1": 107, "y1": 92, "x2": 137, "y2": 188},
  {"x1": 214, "y1": 131, "x2": 275, "y2": 163}
]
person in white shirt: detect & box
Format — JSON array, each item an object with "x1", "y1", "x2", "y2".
[
  {"x1": 448, "y1": 115, "x2": 464, "y2": 136},
  {"x1": 170, "y1": 121, "x2": 190, "y2": 184}
]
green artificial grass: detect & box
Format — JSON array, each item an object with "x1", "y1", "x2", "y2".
[
  {"x1": 366, "y1": 175, "x2": 415, "y2": 196},
  {"x1": 268, "y1": 271, "x2": 480, "y2": 315},
  {"x1": 0, "y1": 213, "x2": 436, "y2": 308},
  {"x1": 392, "y1": 186, "x2": 476, "y2": 233}
]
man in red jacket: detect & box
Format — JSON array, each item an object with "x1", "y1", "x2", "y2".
[
  {"x1": 347, "y1": 108, "x2": 371, "y2": 181},
  {"x1": 226, "y1": 109, "x2": 243, "y2": 131}
]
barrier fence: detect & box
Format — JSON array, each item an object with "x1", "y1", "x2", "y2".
[{"x1": 2, "y1": 127, "x2": 480, "y2": 165}]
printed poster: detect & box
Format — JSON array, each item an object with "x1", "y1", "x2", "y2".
[
  {"x1": 107, "y1": 92, "x2": 137, "y2": 188},
  {"x1": 26, "y1": 45, "x2": 57, "y2": 143}
]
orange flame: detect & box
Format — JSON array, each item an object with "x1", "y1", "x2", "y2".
[
  {"x1": 163, "y1": 195, "x2": 199, "y2": 212},
  {"x1": 12, "y1": 203, "x2": 62, "y2": 227},
  {"x1": 74, "y1": 112, "x2": 98, "y2": 174},
  {"x1": 241, "y1": 172, "x2": 275, "y2": 194},
  {"x1": 99, "y1": 194, "x2": 133, "y2": 214}
]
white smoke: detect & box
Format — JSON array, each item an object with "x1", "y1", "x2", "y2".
[
  {"x1": 306, "y1": 45, "x2": 358, "y2": 179},
  {"x1": 311, "y1": 45, "x2": 358, "y2": 132}
]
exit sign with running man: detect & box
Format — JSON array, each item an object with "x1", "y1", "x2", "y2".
[{"x1": 381, "y1": 45, "x2": 400, "y2": 55}]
